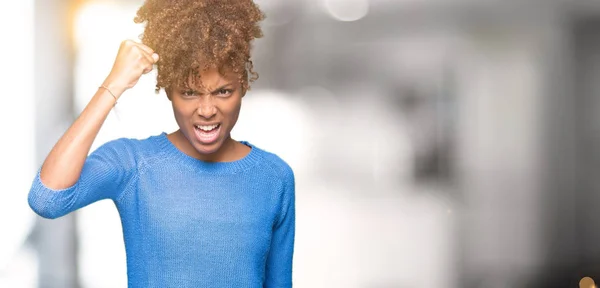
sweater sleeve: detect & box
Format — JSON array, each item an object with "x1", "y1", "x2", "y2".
[
  {"x1": 264, "y1": 167, "x2": 296, "y2": 288},
  {"x1": 28, "y1": 138, "x2": 138, "y2": 219}
]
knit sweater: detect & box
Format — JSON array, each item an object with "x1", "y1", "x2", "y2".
[{"x1": 28, "y1": 132, "x2": 295, "y2": 287}]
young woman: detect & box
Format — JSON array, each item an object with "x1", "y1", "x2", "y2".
[{"x1": 27, "y1": 0, "x2": 295, "y2": 287}]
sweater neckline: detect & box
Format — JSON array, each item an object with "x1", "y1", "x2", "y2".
[{"x1": 155, "y1": 132, "x2": 261, "y2": 174}]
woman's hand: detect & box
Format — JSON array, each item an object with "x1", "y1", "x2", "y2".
[{"x1": 101, "y1": 40, "x2": 159, "y2": 99}]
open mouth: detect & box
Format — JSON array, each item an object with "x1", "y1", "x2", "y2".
[{"x1": 193, "y1": 124, "x2": 221, "y2": 144}]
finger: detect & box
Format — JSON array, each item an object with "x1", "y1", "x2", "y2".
[
  {"x1": 142, "y1": 65, "x2": 154, "y2": 74},
  {"x1": 138, "y1": 53, "x2": 155, "y2": 74},
  {"x1": 135, "y1": 43, "x2": 154, "y2": 56},
  {"x1": 138, "y1": 48, "x2": 159, "y2": 65},
  {"x1": 141, "y1": 60, "x2": 155, "y2": 74},
  {"x1": 140, "y1": 58, "x2": 154, "y2": 74},
  {"x1": 138, "y1": 49, "x2": 157, "y2": 67}
]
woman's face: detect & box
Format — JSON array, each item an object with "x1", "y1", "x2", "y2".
[{"x1": 168, "y1": 67, "x2": 243, "y2": 156}]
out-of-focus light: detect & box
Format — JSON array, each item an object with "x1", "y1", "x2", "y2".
[
  {"x1": 74, "y1": 3, "x2": 125, "y2": 50},
  {"x1": 233, "y1": 90, "x2": 313, "y2": 175},
  {"x1": 580, "y1": 277, "x2": 596, "y2": 288},
  {"x1": 323, "y1": 0, "x2": 369, "y2": 22},
  {"x1": 0, "y1": 0, "x2": 35, "y2": 275},
  {"x1": 254, "y1": 0, "x2": 296, "y2": 26},
  {"x1": 73, "y1": 3, "x2": 145, "y2": 287},
  {"x1": 72, "y1": 1, "x2": 146, "y2": 113}
]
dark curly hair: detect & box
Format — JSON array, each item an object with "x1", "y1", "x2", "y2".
[{"x1": 134, "y1": 0, "x2": 265, "y2": 93}]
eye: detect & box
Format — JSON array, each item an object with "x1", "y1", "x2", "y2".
[
  {"x1": 181, "y1": 90, "x2": 197, "y2": 97},
  {"x1": 215, "y1": 89, "x2": 234, "y2": 97}
]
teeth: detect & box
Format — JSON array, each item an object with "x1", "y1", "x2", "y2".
[{"x1": 195, "y1": 124, "x2": 219, "y2": 131}]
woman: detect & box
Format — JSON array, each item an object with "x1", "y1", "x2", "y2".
[{"x1": 27, "y1": 0, "x2": 295, "y2": 287}]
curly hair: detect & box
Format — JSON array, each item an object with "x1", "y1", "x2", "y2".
[{"x1": 134, "y1": 0, "x2": 265, "y2": 93}]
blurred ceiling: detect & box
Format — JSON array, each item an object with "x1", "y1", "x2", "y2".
[{"x1": 95, "y1": 0, "x2": 600, "y2": 17}]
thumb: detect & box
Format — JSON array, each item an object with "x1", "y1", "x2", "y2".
[{"x1": 151, "y1": 53, "x2": 159, "y2": 63}]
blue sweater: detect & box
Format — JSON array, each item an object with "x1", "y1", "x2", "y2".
[{"x1": 28, "y1": 133, "x2": 295, "y2": 287}]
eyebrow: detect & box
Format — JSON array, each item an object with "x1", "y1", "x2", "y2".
[{"x1": 184, "y1": 83, "x2": 234, "y2": 94}]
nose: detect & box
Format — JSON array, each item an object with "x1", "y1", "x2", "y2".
[{"x1": 196, "y1": 97, "x2": 217, "y2": 119}]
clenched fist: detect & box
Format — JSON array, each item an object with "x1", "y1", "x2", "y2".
[{"x1": 101, "y1": 40, "x2": 159, "y2": 99}]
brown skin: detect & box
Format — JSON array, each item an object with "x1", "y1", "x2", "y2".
[{"x1": 166, "y1": 67, "x2": 251, "y2": 162}]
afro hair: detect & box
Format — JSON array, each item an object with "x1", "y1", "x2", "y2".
[{"x1": 134, "y1": 0, "x2": 265, "y2": 93}]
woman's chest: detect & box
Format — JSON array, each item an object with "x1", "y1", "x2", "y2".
[{"x1": 122, "y1": 170, "x2": 280, "y2": 259}]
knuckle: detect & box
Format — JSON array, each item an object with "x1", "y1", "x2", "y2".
[{"x1": 135, "y1": 53, "x2": 145, "y2": 62}]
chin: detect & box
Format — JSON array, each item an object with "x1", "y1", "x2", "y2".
[{"x1": 192, "y1": 141, "x2": 223, "y2": 155}]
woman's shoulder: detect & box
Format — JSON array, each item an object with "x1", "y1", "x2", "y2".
[
  {"x1": 93, "y1": 132, "x2": 166, "y2": 160},
  {"x1": 248, "y1": 144, "x2": 294, "y2": 183}
]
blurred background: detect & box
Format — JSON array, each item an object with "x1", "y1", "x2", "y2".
[{"x1": 2, "y1": 0, "x2": 600, "y2": 287}]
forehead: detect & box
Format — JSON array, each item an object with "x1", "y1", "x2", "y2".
[{"x1": 184, "y1": 67, "x2": 240, "y2": 90}]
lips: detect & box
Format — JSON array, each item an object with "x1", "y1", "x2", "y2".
[{"x1": 193, "y1": 123, "x2": 221, "y2": 144}]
